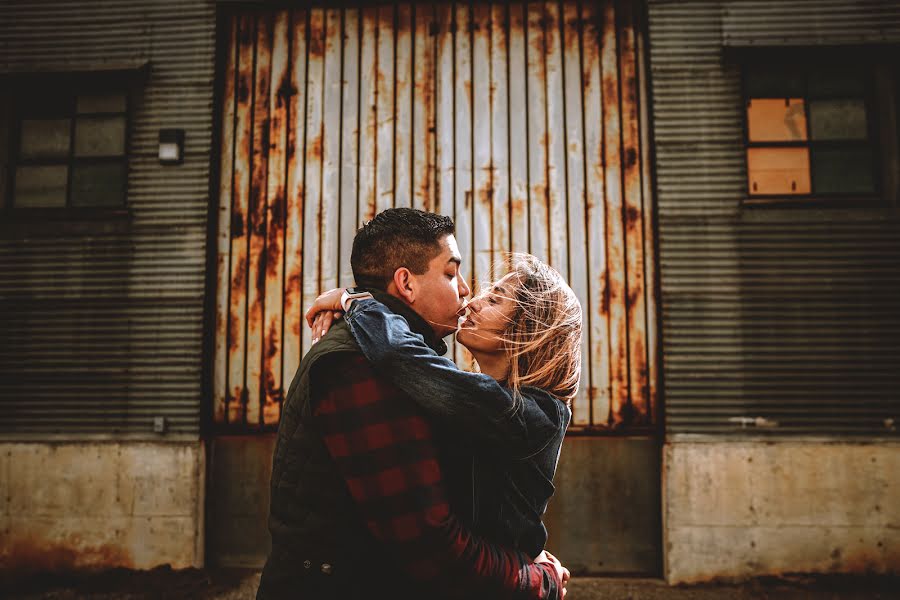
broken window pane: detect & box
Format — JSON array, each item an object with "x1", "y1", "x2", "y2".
[
  {"x1": 747, "y1": 147, "x2": 811, "y2": 195},
  {"x1": 809, "y1": 99, "x2": 868, "y2": 141},
  {"x1": 71, "y1": 163, "x2": 126, "y2": 207},
  {"x1": 20, "y1": 119, "x2": 71, "y2": 158},
  {"x1": 812, "y1": 147, "x2": 875, "y2": 194},
  {"x1": 74, "y1": 116, "x2": 126, "y2": 157},
  {"x1": 14, "y1": 165, "x2": 68, "y2": 207},
  {"x1": 747, "y1": 98, "x2": 808, "y2": 142},
  {"x1": 77, "y1": 93, "x2": 127, "y2": 115}
]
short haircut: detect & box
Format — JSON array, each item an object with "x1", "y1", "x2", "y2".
[{"x1": 351, "y1": 208, "x2": 455, "y2": 291}]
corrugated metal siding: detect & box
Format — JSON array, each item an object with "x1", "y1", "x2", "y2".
[
  {"x1": 722, "y1": 0, "x2": 900, "y2": 47},
  {"x1": 213, "y1": 2, "x2": 659, "y2": 432},
  {"x1": 0, "y1": 1, "x2": 215, "y2": 435},
  {"x1": 647, "y1": 0, "x2": 900, "y2": 435}
]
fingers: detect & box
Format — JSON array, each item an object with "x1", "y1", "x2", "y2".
[{"x1": 312, "y1": 310, "x2": 343, "y2": 344}]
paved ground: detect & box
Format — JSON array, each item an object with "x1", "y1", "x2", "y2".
[{"x1": 2, "y1": 568, "x2": 897, "y2": 599}]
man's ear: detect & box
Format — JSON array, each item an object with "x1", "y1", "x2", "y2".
[{"x1": 392, "y1": 267, "x2": 416, "y2": 304}]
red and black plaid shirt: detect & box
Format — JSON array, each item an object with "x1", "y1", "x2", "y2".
[{"x1": 312, "y1": 353, "x2": 561, "y2": 599}]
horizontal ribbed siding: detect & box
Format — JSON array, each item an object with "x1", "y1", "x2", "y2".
[
  {"x1": 0, "y1": 1, "x2": 215, "y2": 435},
  {"x1": 647, "y1": 0, "x2": 900, "y2": 436},
  {"x1": 722, "y1": 0, "x2": 900, "y2": 46}
]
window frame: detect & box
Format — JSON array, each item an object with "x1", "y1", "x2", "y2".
[
  {"x1": 2, "y1": 76, "x2": 133, "y2": 216},
  {"x1": 740, "y1": 60, "x2": 884, "y2": 206}
]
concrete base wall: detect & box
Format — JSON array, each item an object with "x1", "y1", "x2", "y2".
[
  {"x1": 0, "y1": 441, "x2": 204, "y2": 572},
  {"x1": 664, "y1": 441, "x2": 900, "y2": 583}
]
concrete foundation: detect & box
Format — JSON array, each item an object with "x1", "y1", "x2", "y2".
[
  {"x1": 663, "y1": 441, "x2": 900, "y2": 583},
  {"x1": 0, "y1": 441, "x2": 205, "y2": 572}
]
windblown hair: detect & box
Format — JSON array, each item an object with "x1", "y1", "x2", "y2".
[
  {"x1": 492, "y1": 254, "x2": 583, "y2": 408},
  {"x1": 351, "y1": 208, "x2": 455, "y2": 291}
]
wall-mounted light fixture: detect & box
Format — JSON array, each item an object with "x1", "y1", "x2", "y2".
[{"x1": 158, "y1": 129, "x2": 185, "y2": 165}]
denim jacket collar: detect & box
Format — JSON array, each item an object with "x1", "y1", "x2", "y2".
[{"x1": 368, "y1": 290, "x2": 449, "y2": 356}]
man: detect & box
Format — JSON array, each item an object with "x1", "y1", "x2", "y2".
[{"x1": 257, "y1": 208, "x2": 567, "y2": 599}]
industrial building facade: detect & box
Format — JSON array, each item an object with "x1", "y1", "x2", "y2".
[{"x1": 1, "y1": 0, "x2": 897, "y2": 583}]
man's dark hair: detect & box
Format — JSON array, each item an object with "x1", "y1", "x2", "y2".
[{"x1": 351, "y1": 208, "x2": 455, "y2": 291}]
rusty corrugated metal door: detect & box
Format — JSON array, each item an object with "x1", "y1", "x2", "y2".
[{"x1": 213, "y1": 1, "x2": 658, "y2": 432}]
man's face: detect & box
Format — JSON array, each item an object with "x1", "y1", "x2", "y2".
[{"x1": 409, "y1": 234, "x2": 471, "y2": 339}]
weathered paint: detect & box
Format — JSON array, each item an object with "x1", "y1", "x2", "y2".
[
  {"x1": 214, "y1": 3, "x2": 657, "y2": 430},
  {"x1": 226, "y1": 14, "x2": 254, "y2": 425},
  {"x1": 245, "y1": 12, "x2": 273, "y2": 429},
  {"x1": 261, "y1": 11, "x2": 290, "y2": 427},
  {"x1": 213, "y1": 15, "x2": 238, "y2": 425}
]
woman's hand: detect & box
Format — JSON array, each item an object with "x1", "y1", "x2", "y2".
[
  {"x1": 535, "y1": 550, "x2": 570, "y2": 598},
  {"x1": 305, "y1": 288, "x2": 345, "y2": 343}
]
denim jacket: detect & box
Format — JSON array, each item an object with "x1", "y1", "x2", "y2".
[{"x1": 345, "y1": 296, "x2": 571, "y2": 558}]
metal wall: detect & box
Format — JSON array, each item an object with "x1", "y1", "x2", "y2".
[
  {"x1": 647, "y1": 0, "x2": 900, "y2": 435},
  {"x1": 213, "y1": 1, "x2": 659, "y2": 431},
  {"x1": 0, "y1": 1, "x2": 216, "y2": 435}
]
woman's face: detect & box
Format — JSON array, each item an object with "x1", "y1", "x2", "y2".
[{"x1": 456, "y1": 272, "x2": 519, "y2": 355}]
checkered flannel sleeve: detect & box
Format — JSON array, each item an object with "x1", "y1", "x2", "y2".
[{"x1": 312, "y1": 354, "x2": 561, "y2": 600}]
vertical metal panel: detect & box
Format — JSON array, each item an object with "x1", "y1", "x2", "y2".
[
  {"x1": 600, "y1": 0, "x2": 630, "y2": 426},
  {"x1": 214, "y1": 15, "x2": 238, "y2": 426},
  {"x1": 473, "y1": 2, "x2": 493, "y2": 297},
  {"x1": 213, "y1": 2, "x2": 658, "y2": 432},
  {"x1": 508, "y1": 3, "x2": 530, "y2": 255},
  {"x1": 358, "y1": 7, "x2": 378, "y2": 224},
  {"x1": 412, "y1": 4, "x2": 436, "y2": 213},
  {"x1": 526, "y1": 3, "x2": 549, "y2": 263},
  {"x1": 489, "y1": 3, "x2": 511, "y2": 274},
  {"x1": 0, "y1": 0, "x2": 215, "y2": 434},
  {"x1": 395, "y1": 4, "x2": 414, "y2": 210},
  {"x1": 282, "y1": 7, "x2": 307, "y2": 397},
  {"x1": 227, "y1": 14, "x2": 255, "y2": 426},
  {"x1": 376, "y1": 4, "x2": 395, "y2": 215},
  {"x1": 262, "y1": 10, "x2": 290, "y2": 427},
  {"x1": 544, "y1": 1, "x2": 568, "y2": 275},
  {"x1": 647, "y1": 0, "x2": 900, "y2": 435},
  {"x1": 562, "y1": 0, "x2": 590, "y2": 426},
  {"x1": 245, "y1": 13, "x2": 273, "y2": 429},
  {"x1": 583, "y1": 0, "x2": 612, "y2": 425},
  {"x1": 339, "y1": 8, "x2": 361, "y2": 289}
]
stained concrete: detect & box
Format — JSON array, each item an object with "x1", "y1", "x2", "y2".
[
  {"x1": 544, "y1": 436, "x2": 662, "y2": 575},
  {"x1": 0, "y1": 442, "x2": 204, "y2": 572},
  {"x1": 664, "y1": 441, "x2": 900, "y2": 583}
]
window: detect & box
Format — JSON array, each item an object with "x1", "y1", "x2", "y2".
[
  {"x1": 7, "y1": 88, "x2": 128, "y2": 209},
  {"x1": 743, "y1": 64, "x2": 879, "y2": 200}
]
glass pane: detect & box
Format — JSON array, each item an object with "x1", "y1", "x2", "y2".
[
  {"x1": 14, "y1": 165, "x2": 68, "y2": 207},
  {"x1": 747, "y1": 147, "x2": 811, "y2": 195},
  {"x1": 812, "y1": 146, "x2": 875, "y2": 194},
  {"x1": 809, "y1": 99, "x2": 868, "y2": 141},
  {"x1": 20, "y1": 119, "x2": 71, "y2": 158},
  {"x1": 808, "y1": 66, "x2": 865, "y2": 98},
  {"x1": 74, "y1": 116, "x2": 126, "y2": 157},
  {"x1": 71, "y1": 163, "x2": 126, "y2": 207},
  {"x1": 744, "y1": 65, "x2": 804, "y2": 97},
  {"x1": 747, "y1": 98, "x2": 807, "y2": 142},
  {"x1": 77, "y1": 93, "x2": 127, "y2": 114}
]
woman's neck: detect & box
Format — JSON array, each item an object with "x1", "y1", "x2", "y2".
[{"x1": 469, "y1": 349, "x2": 510, "y2": 382}]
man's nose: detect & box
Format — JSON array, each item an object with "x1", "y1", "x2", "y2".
[{"x1": 458, "y1": 273, "x2": 471, "y2": 298}]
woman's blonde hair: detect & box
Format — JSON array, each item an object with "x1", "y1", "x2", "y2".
[{"x1": 491, "y1": 253, "x2": 582, "y2": 408}]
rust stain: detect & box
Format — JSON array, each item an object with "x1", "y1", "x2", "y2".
[
  {"x1": 307, "y1": 133, "x2": 323, "y2": 162},
  {"x1": 230, "y1": 211, "x2": 245, "y2": 238},
  {"x1": 600, "y1": 273, "x2": 610, "y2": 315},
  {"x1": 2, "y1": 539, "x2": 134, "y2": 573}
]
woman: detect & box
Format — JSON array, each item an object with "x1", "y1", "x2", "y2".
[{"x1": 307, "y1": 253, "x2": 581, "y2": 562}]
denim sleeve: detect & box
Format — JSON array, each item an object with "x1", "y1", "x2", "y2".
[{"x1": 345, "y1": 298, "x2": 537, "y2": 455}]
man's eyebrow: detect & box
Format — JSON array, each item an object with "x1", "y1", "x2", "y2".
[
  {"x1": 493, "y1": 285, "x2": 509, "y2": 296},
  {"x1": 447, "y1": 256, "x2": 461, "y2": 266}
]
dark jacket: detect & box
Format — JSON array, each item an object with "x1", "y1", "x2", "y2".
[{"x1": 346, "y1": 296, "x2": 571, "y2": 558}]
